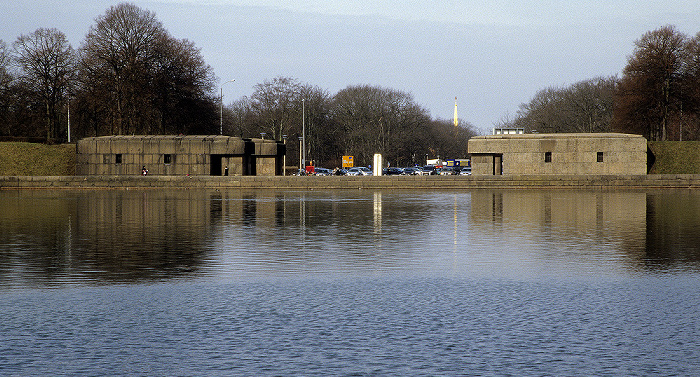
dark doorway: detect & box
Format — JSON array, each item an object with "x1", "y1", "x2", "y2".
[
  {"x1": 493, "y1": 154, "x2": 503, "y2": 175},
  {"x1": 210, "y1": 155, "x2": 223, "y2": 176}
]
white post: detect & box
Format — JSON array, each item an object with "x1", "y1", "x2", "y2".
[{"x1": 374, "y1": 154, "x2": 382, "y2": 176}]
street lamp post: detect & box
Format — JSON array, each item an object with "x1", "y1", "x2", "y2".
[
  {"x1": 282, "y1": 135, "x2": 288, "y2": 176},
  {"x1": 220, "y1": 79, "x2": 236, "y2": 135},
  {"x1": 298, "y1": 136, "x2": 303, "y2": 171},
  {"x1": 302, "y1": 98, "x2": 306, "y2": 169}
]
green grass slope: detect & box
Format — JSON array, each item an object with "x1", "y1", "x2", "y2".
[
  {"x1": 648, "y1": 141, "x2": 700, "y2": 174},
  {"x1": 0, "y1": 142, "x2": 76, "y2": 176}
]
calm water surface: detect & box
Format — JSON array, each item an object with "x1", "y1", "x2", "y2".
[{"x1": 1, "y1": 188, "x2": 700, "y2": 375}]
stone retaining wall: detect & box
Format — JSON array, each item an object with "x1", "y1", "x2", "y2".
[{"x1": 2, "y1": 175, "x2": 700, "y2": 189}]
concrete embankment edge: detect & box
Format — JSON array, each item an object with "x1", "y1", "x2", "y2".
[{"x1": 1, "y1": 175, "x2": 700, "y2": 189}]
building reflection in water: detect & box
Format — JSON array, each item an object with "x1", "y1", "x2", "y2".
[
  {"x1": 2, "y1": 189, "x2": 700, "y2": 287},
  {"x1": 470, "y1": 190, "x2": 700, "y2": 272},
  {"x1": 374, "y1": 192, "x2": 382, "y2": 235},
  {"x1": 645, "y1": 191, "x2": 700, "y2": 269},
  {"x1": 0, "y1": 190, "x2": 223, "y2": 287}
]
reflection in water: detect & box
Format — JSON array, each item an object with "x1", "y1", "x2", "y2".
[
  {"x1": 0, "y1": 190, "x2": 222, "y2": 287},
  {"x1": 3, "y1": 189, "x2": 700, "y2": 376},
  {"x1": 646, "y1": 191, "x2": 700, "y2": 269},
  {"x1": 374, "y1": 191, "x2": 382, "y2": 234},
  {"x1": 1, "y1": 188, "x2": 700, "y2": 288}
]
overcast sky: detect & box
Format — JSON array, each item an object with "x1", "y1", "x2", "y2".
[{"x1": 2, "y1": 0, "x2": 700, "y2": 132}]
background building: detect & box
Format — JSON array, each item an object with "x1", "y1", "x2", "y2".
[
  {"x1": 76, "y1": 135, "x2": 285, "y2": 176},
  {"x1": 468, "y1": 133, "x2": 647, "y2": 175}
]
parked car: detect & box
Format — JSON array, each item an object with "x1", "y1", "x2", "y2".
[
  {"x1": 438, "y1": 166, "x2": 457, "y2": 175},
  {"x1": 346, "y1": 167, "x2": 373, "y2": 176},
  {"x1": 383, "y1": 167, "x2": 403, "y2": 175},
  {"x1": 419, "y1": 166, "x2": 437, "y2": 175},
  {"x1": 459, "y1": 167, "x2": 472, "y2": 175},
  {"x1": 314, "y1": 167, "x2": 332, "y2": 176},
  {"x1": 401, "y1": 167, "x2": 421, "y2": 175}
]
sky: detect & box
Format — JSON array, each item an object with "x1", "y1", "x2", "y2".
[{"x1": 2, "y1": 0, "x2": 700, "y2": 133}]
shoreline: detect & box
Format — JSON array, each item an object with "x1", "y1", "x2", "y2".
[{"x1": 1, "y1": 174, "x2": 700, "y2": 189}]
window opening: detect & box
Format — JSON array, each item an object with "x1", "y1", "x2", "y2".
[
  {"x1": 597, "y1": 152, "x2": 604, "y2": 162},
  {"x1": 115, "y1": 154, "x2": 122, "y2": 164},
  {"x1": 164, "y1": 154, "x2": 172, "y2": 164},
  {"x1": 544, "y1": 152, "x2": 552, "y2": 163}
]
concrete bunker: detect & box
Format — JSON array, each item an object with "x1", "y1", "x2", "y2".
[
  {"x1": 76, "y1": 135, "x2": 285, "y2": 176},
  {"x1": 468, "y1": 133, "x2": 648, "y2": 175}
]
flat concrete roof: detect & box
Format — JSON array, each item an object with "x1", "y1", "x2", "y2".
[
  {"x1": 83, "y1": 135, "x2": 237, "y2": 141},
  {"x1": 472, "y1": 133, "x2": 645, "y2": 140}
]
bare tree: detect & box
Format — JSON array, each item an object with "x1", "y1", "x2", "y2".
[
  {"x1": 0, "y1": 40, "x2": 13, "y2": 136},
  {"x1": 561, "y1": 78, "x2": 616, "y2": 133},
  {"x1": 238, "y1": 77, "x2": 333, "y2": 167},
  {"x1": 75, "y1": 2, "x2": 217, "y2": 137},
  {"x1": 226, "y1": 96, "x2": 255, "y2": 138},
  {"x1": 151, "y1": 37, "x2": 217, "y2": 134},
  {"x1": 249, "y1": 76, "x2": 303, "y2": 141},
  {"x1": 0, "y1": 40, "x2": 11, "y2": 90},
  {"x1": 516, "y1": 87, "x2": 562, "y2": 133},
  {"x1": 680, "y1": 32, "x2": 700, "y2": 140},
  {"x1": 330, "y1": 85, "x2": 431, "y2": 166},
  {"x1": 614, "y1": 26, "x2": 689, "y2": 141},
  {"x1": 514, "y1": 77, "x2": 617, "y2": 134},
  {"x1": 78, "y1": 2, "x2": 165, "y2": 135},
  {"x1": 12, "y1": 28, "x2": 75, "y2": 141}
]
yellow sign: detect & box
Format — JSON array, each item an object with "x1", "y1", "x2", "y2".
[{"x1": 342, "y1": 156, "x2": 354, "y2": 168}]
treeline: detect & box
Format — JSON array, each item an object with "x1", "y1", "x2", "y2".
[
  {"x1": 0, "y1": 2, "x2": 474, "y2": 167},
  {"x1": 1, "y1": 3, "x2": 219, "y2": 142},
  {"x1": 508, "y1": 25, "x2": 700, "y2": 141},
  {"x1": 225, "y1": 77, "x2": 475, "y2": 167}
]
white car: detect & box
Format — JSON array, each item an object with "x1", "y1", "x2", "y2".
[
  {"x1": 313, "y1": 167, "x2": 332, "y2": 176},
  {"x1": 459, "y1": 167, "x2": 472, "y2": 175},
  {"x1": 346, "y1": 167, "x2": 373, "y2": 176}
]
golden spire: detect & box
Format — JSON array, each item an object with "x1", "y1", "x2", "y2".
[{"x1": 453, "y1": 96, "x2": 458, "y2": 127}]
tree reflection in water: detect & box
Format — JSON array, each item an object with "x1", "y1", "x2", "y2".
[{"x1": 1, "y1": 188, "x2": 700, "y2": 288}]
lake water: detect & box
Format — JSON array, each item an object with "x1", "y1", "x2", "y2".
[{"x1": 1, "y1": 188, "x2": 700, "y2": 375}]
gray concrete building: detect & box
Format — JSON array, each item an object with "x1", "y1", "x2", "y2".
[
  {"x1": 468, "y1": 133, "x2": 647, "y2": 175},
  {"x1": 76, "y1": 135, "x2": 285, "y2": 176}
]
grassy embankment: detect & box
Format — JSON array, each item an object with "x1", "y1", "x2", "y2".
[
  {"x1": 648, "y1": 141, "x2": 700, "y2": 174},
  {"x1": 0, "y1": 142, "x2": 76, "y2": 176},
  {"x1": 0, "y1": 140, "x2": 698, "y2": 176}
]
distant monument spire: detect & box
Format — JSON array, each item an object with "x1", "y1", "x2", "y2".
[{"x1": 453, "y1": 96, "x2": 458, "y2": 127}]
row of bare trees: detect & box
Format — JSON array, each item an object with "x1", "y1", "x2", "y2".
[
  {"x1": 508, "y1": 25, "x2": 700, "y2": 141},
  {"x1": 509, "y1": 76, "x2": 617, "y2": 134},
  {"x1": 0, "y1": 3, "x2": 218, "y2": 142},
  {"x1": 226, "y1": 77, "x2": 476, "y2": 167}
]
